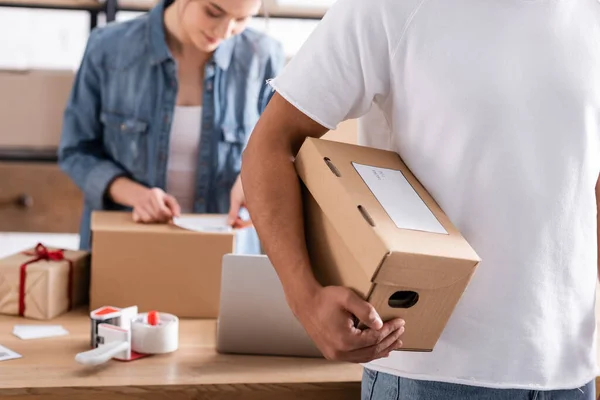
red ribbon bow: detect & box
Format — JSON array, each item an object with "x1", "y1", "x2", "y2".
[{"x1": 19, "y1": 243, "x2": 73, "y2": 317}]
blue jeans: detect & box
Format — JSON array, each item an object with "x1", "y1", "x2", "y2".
[{"x1": 362, "y1": 368, "x2": 596, "y2": 400}]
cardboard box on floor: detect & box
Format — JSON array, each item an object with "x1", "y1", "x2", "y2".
[
  {"x1": 90, "y1": 211, "x2": 235, "y2": 318},
  {"x1": 0, "y1": 69, "x2": 74, "y2": 149},
  {"x1": 295, "y1": 138, "x2": 480, "y2": 352}
]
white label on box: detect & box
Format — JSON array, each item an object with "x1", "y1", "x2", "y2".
[
  {"x1": 352, "y1": 163, "x2": 448, "y2": 234},
  {"x1": 0, "y1": 345, "x2": 22, "y2": 361},
  {"x1": 173, "y1": 216, "x2": 233, "y2": 233}
]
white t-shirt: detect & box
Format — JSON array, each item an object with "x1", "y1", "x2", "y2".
[
  {"x1": 270, "y1": 0, "x2": 600, "y2": 390},
  {"x1": 166, "y1": 106, "x2": 202, "y2": 213}
]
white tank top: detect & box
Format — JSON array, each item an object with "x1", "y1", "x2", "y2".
[{"x1": 166, "y1": 106, "x2": 202, "y2": 213}]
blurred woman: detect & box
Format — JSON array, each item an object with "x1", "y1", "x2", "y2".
[{"x1": 59, "y1": 0, "x2": 284, "y2": 252}]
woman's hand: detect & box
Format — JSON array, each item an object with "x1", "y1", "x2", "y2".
[
  {"x1": 132, "y1": 187, "x2": 181, "y2": 223},
  {"x1": 108, "y1": 177, "x2": 181, "y2": 223},
  {"x1": 227, "y1": 175, "x2": 253, "y2": 229}
]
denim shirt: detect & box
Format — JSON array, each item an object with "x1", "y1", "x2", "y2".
[{"x1": 58, "y1": 0, "x2": 285, "y2": 251}]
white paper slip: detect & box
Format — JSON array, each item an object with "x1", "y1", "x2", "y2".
[
  {"x1": 13, "y1": 325, "x2": 69, "y2": 340},
  {"x1": 0, "y1": 345, "x2": 22, "y2": 362},
  {"x1": 173, "y1": 215, "x2": 233, "y2": 233},
  {"x1": 352, "y1": 163, "x2": 448, "y2": 235}
]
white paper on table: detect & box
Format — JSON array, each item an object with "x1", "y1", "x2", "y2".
[
  {"x1": 12, "y1": 325, "x2": 69, "y2": 340},
  {"x1": 0, "y1": 344, "x2": 22, "y2": 361},
  {"x1": 352, "y1": 163, "x2": 448, "y2": 235},
  {"x1": 173, "y1": 216, "x2": 233, "y2": 233}
]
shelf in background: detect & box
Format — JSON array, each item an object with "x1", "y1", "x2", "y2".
[
  {"x1": 117, "y1": 0, "x2": 325, "y2": 19},
  {"x1": 0, "y1": 0, "x2": 327, "y2": 20},
  {"x1": 0, "y1": 147, "x2": 58, "y2": 163},
  {"x1": 113, "y1": 0, "x2": 150, "y2": 11},
  {"x1": 0, "y1": 0, "x2": 100, "y2": 10},
  {"x1": 263, "y1": 0, "x2": 328, "y2": 19}
]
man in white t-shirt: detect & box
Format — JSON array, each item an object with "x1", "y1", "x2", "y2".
[{"x1": 241, "y1": 0, "x2": 600, "y2": 398}]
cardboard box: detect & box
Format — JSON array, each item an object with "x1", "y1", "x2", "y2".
[
  {"x1": 0, "y1": 244, "x2": 90, "y2": 320},
  {"x1": 90, "y1": 211, "x2": 236, "y2": 318},
  {"x1": 0, "y1": 69, "x2": 74, "y2": 149},
  {"x1": 295, "y1": 138, "x2": 480, "y2": 352}
]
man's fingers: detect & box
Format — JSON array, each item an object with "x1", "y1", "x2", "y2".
[
  {"x1": 352, "y1": 339, "x2": 403, "y2": 363},
  {"x1": 376, "y1": 338, "x2": 404, "y2": 360},
  {"x1": 350, "y1": 318, "x2": 406, "y2": 349},
  {"x1": 342, "y1": 290, "x2": 383, "y2": 331},
  {"x1": 346, "y1": 325, "x2": 405, "y2": 363}
]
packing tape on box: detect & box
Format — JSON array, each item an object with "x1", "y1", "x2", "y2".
[{"x1": 76, "y1": 309, "x2": 179, "y2": 366}]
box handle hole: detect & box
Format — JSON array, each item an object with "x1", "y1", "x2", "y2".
[
  {"x1": 388, "y1": 291, "x2": 419, "y2": 309},
  {"x1": 358, "y1": 205, "x2": 375, "y2": 227},
  {"x1": 324, "y1": 157, "x2": 341, "y2": 177}
]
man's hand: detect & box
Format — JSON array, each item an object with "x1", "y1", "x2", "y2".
[
  {"x1": 294, "y1": 286, "x2": 405, "y2": 363},
  {"x1": 131, "y1": 187, "x2": 181, "y2": 223},
  {"x1": 228, "y1": 175, "x2": 253, "y2": 229}
]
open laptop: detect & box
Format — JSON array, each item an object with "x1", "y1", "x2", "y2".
[{"x1": 216, "y1": 254, "x2": 323, "y2": 358}]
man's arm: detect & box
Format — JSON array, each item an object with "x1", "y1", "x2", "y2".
[
  {"x1": 241, "y1": 93, "x2": 405, "y2": 363},
  {"x1": 243, "y1": 94, "x2": 326, "y2": 306},
  {"x1": 227, "y1": 40, "x2": 287, "y2": 228}
]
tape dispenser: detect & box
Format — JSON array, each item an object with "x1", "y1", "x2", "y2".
[{"x1": 76, "y1": 305, "x2": 179, "y2": 366}]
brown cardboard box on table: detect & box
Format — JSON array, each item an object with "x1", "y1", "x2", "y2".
[
  {"x1": 90, "y1": 211, "x2": 235, "y2": 318},
  {"x1": 295, "y1": 138, "x2": 481, "y2": 352},
  {"x1": 0, "y1": 244, "x2": 90, "y2": 320},
  {"x1": 0, "y1": 69, "x2": 74, "y2": 149}
]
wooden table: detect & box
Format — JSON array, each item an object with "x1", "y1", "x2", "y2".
[{"x1": 0, "y1": 309, "x2": 362, "y2": 399}]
